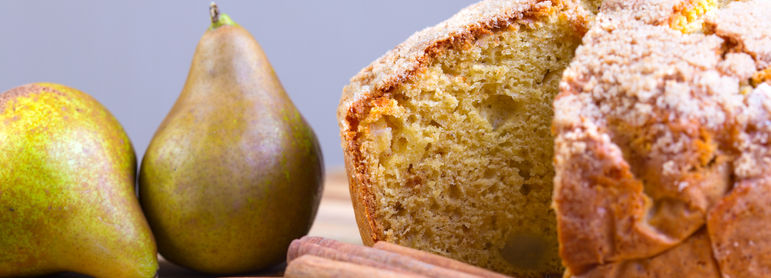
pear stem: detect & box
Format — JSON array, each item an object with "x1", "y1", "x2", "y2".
[{"x1": 210, "y1": 2, "x2": 220, "y2": 24}]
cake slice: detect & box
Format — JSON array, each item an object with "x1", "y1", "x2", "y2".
[
  {"x1": 337, "y1": 0, "x2": 716, "y2": 276},
  {"x1": 338, "y1": 1, "x2": 592, "y2": 276}
]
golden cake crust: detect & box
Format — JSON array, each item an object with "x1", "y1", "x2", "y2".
[
  {"x1": 337, "y1": 0, "x2": 769, "y2": 276},
  {"x1": 553, "y1": 0, "x2": 771, "y2": 276},
  {"x1": 337, "y1": 0, "x2": 585, "y2": 246}
]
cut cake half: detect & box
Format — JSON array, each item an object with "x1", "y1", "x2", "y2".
[{"x1": 337, "y1": 0, "x2": 716, "y2": 276}]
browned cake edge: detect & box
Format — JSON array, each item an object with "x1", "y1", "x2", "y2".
[{"x1": 336, "y1": 0, "x2": 589, "y2": 246}]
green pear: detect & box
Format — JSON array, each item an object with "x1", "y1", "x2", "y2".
[
  {"x1": 0, "y1": 83, "x2": 158, "y2": 278},
  {"x1": 138, "y1": 3, "x2": 324, "y2": 274}
]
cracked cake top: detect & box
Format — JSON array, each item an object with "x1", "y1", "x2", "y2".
[{"x1": 553, "y1": 0, "x2": 771, "y2": 276}]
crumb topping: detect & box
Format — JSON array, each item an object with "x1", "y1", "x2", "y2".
[{"x1": 554, "y1": 0, "x2": 771, "y2": 276}]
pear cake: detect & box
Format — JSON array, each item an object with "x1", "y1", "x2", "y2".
[
  {"x1": 338, "y1": 0, "x2": 732, "y2": 277},
  {"x1": 338, "y1": 1, "x2": 594, "y2": 276},
  {"x1": 553, "y1": 0, "x2": 771, "y2": 277}
]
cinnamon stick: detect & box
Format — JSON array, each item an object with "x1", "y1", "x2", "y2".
[
  {"x1": 287, "y1": 238, "x2": 408, "y2": 274},
  {"x1": 374, "y1": 241, "x2": 510, "y2": 278},
  {"x1": 288, "y1": 236, "x2": 479, "y2": 278},
  {"x1": 285, "y1": 255, "x2": 423, "y2": 278}
]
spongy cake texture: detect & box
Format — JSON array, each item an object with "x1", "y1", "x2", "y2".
[
  {"x1": 338, "y1": 0, "x2": 589, "y2": 276},
  {"x1": 553, "y1": 0, "x2": 771, "y2": 277},
  {"x1": 336, "y1": 0, "x2": 759, "y2": 277}
]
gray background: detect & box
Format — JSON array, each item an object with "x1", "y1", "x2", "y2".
[{"x1": 0, "y1": 1, "x2": 474, "y2": 168}]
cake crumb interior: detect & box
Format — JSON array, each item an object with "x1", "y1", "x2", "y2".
[{"x1": 357, "y1": 12, "x2": 582, "y2": 276}]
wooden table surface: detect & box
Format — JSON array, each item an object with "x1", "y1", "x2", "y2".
[{"x1": 306, "y1": 167, "x2": 362, "y2": 245}]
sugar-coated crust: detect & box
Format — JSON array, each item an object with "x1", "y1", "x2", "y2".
[
  {"x1": 337, "y1": 0, "x2": 584, "y2": 246},
  {"x1": 601, "y1": 0, "x2": 695, "y2": 25},
  {"x1": 569, "y1": 229, "x2": 721, "y2": 277},
  {"x1": 553, "y1": 0, "x2": 771, "y2": 276},
  {"x1": 706, "y1": 0, "x2": 771, "y2": 69}
]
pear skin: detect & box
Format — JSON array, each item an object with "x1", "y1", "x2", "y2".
[
  {"x1": 0, "y1": 83, "x2": 158, "y2": 278},
  {"x1": 139, "y1": 6, "x2": 324, "y2": 275}
]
